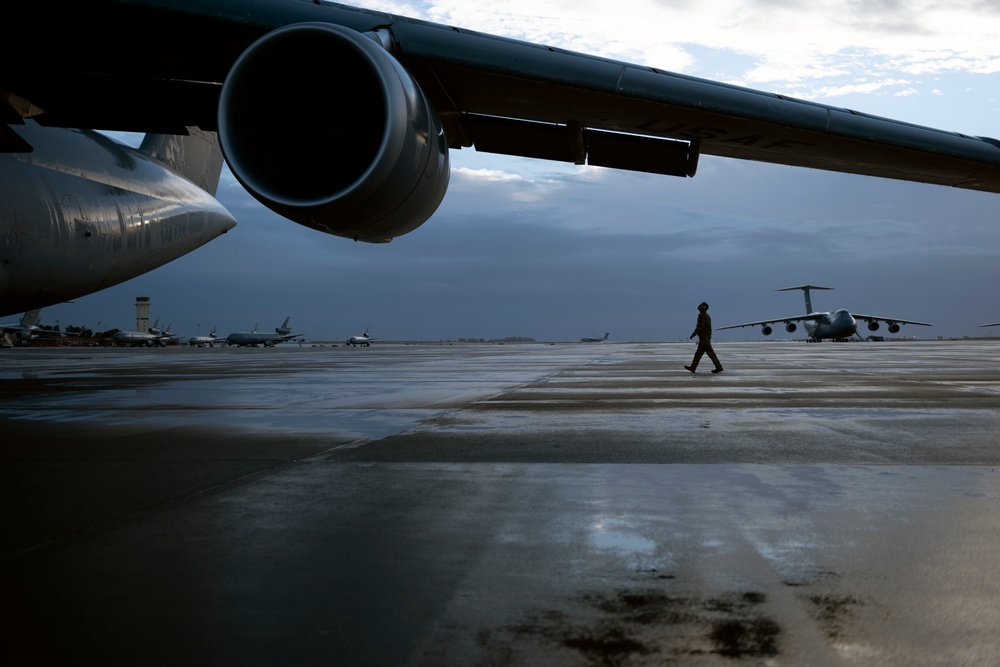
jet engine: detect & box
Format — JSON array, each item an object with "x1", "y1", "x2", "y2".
[
  {"x1": 218, "y1": 23, "x2": 450, "y2": 242},
  {"x1": 761, "y1": 325, "x2": 773, "y2": 336},
  {"x1": 887, "y1": 323, "x2": 901, "y2": 334},
  {"x1": 785, "y1": 322, "x2": 797, "y2": 333},
  {"x1": 868, "y1": 321, "x2": 880, "y2": 331}
]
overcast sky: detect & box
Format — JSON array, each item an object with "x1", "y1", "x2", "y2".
[{"x1": 40, "y1": 0, "x2": 1000, "y2": 341}]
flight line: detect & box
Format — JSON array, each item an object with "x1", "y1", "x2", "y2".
[{"x1": 2, "y1": 341, "x2": 998, "y2": 665}]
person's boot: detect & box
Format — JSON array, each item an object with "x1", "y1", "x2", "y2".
[
  {"x1": 684, "y1": 365, "x2": 696, "y2": 373},
  {"x1": 711, "y1": 367, "x2": 724, "y2": 373}
]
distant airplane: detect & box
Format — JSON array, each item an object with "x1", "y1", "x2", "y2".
[
  {"x1": 112, "y1": 318, "x2": 171, "y2": 347},
  {"x1": 580, "y1": 333, "x2": 610, "y2": 343},
  {"x1": 346, "y1": 327, "x2": 376, "y2": 347},
  {"x1": 4, "y1": 0, "x2": 1000, "y2": 307},
  {"x1": 0, "y1": 309, "x2": 76, "y2": 346},
  {"x1": 155, "y1": 323, "x2": 184, "y2": 345},
  {"x1": 140, "y1": 317, "x2": 165, "y2": 338},
  {"x1": 274, "y1": 317, "x2": 293, "y2": 336},
  {"x1": 187, "y1": 327, "x2": 221, "y2": 347},
  {"x1": 980, "y1": 323, "x2": 1000, "y2": 328},
  {"x1": 718, "y1": 285, "x2": 932, "y2": 342},
  {"x1": 226, "y1": 318, "x2": 303, "y2": 347}
]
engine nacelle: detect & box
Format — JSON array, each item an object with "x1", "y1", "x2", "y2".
[
  {"x1": 868, "y1": 321, "x2": 880, "y2": 331},
  {"x1": 761, "y1": 325, "x2": 773, "y2": 336},
  {"x1": 887, "y1": 323, "x2": 901, "y2": 334},
  {"x1": 218, "y1": 23, "x2": 450, "y2": 242},
  {"x1": 785, "y1": 322, "x2": 797, "y2": 333}
]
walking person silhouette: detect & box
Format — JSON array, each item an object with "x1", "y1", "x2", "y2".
[{"x1": 685, "y1": 302, "x2": 724, "y2": 374}]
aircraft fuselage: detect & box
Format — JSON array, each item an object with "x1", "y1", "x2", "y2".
[
  {"x1": 1, "y1": 122, "x2": 235, "y2": 316},
  {"x1": 188, "y1": 336, "x2": 218, "y2": 347},
  {"x1": 112, "y1": 331, "x2": 165, "y2": 347},
  {"x1": 803, "y1": 309, "x2": 858, "y2": 340},
  {"x1": 226, "y1": 333, "x2": 292, "y2": 347}
]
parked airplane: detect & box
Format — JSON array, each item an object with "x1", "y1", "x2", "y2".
[
  {"x1": 148, "y1": 319, "x2": 168, "y2": 337},
  {"x1": 226, "y1": 318, "x2": 304, "y2": 347},
  {"x1": 0, "y1": 309, "x2": 76, "y2": 346},
  {"x1": 187, "y1": 327, "x2": 221, "y2": 347},
  {"x1": 580, "y1": 333, "x2": 610, "y2": 343},
  {"x1": 112, "y1": 319, "x2": 171, "y2": 348},
  {"x1": 346, "y1": 328, "x2": 376, "y2": 347},
  {"x1": 155, "y1": 323, "x2": 184, "y2": 345},
  {"x1": 717, "y1": 285, "x2": 932, "y2": 342},
  {"x1": 4, "y1": 0, "x2": 1000, "y2": 315}
]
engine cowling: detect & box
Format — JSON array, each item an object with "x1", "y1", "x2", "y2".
[
  {"x1": 887, "y1": 323, "x2": 901, "y2": 334},
  {"x1": 785, "y1": 322, "x2": 797, "y2": 333},
  {"x1": 218, "y1": 23, "x2": 450, "y2": 242},
  {"x1": 868, "y1": 321, "x2": 880, "y2": 331},
  {"x1": 761, "y1": 325, "x2": 773, "y2": 336}
]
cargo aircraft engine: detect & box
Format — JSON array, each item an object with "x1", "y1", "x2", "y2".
[
  {"x1": 868, "y1": 321, "x2": 880, "y2": 331},
  {"x1": 218, "y1": 23, "x2": 450, "y2": 243},
  {"x1": 887, "y1": 323, "x2": 901, "y2": 333},
  {"x1": 761, "y1": 325, "x2": 773, "y2": 336},
  {"x1": 785, "y1": 322, "x2": 797, "y2": 333}
]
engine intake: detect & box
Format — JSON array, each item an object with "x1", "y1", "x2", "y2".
[
  {"x1": 761, "y1": 325, "x2": 773, "y2": 336},
  {"x1": 785, "y1": 322, "x2": 797, "y2": 333},
  {"x1": 218, "y1": 23, "x2": 450, "y2": 242}
]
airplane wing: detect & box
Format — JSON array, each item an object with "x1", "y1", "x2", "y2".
[
  {"x1": 717, "y1": 315, "x2": 821, "y2": 331},
  {"x1": 980, "y1": 323, "x2": 1000, "y2": 327},
  {"x1": 5, "y1": 1, "x2": 1000, "y2": 242},
  {"x1": 5, "y1": 0, "x2": 1000, "y2": 186},
  {"x1": 851, "y1": 314, "x2": 932, "y2": 327}
]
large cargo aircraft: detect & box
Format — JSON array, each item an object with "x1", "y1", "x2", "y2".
[
  {"x1": 4, "y1": 1, "x2": 1000, "y2": 317},
  {"x1": 718, "y1": 285, "x2": 932, "y2": 342}
]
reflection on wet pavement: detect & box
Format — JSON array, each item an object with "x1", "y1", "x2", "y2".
[{"x1": 2, "y1": 341, "x2": 999, "y2": 665}]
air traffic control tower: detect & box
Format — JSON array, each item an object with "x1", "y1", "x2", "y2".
[{"x1": 135, "y1": 296, "x2": 150, "y2": 333}]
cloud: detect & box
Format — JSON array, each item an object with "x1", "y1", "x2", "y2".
[
  {"x1": 357, "y1": 1, "x2": 1000, "y2": 97},
  {"x1": 64, "y1": 3, "x2": 1000, "y2": 341}
]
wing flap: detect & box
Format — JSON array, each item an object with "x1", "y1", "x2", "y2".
[{"x1": 465, "y1": 114, "x2": 698, "y2": 177}]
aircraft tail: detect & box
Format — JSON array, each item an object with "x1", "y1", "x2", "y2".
[
  {"x1": 777, "y1": 285, "x2": 834, "y2": 314},
  {"x1": 20, "y1": 309, "x2": 41, "y2": 327},
  {"x1": 602, "y1": 332, "x2": 609, "y2": 341},
  {"x1": 276, "y1": 317, "x2": 292, "y2": 335},
  {"x1": 139, "y1": 127, "x2": 226, "y2": 196}
]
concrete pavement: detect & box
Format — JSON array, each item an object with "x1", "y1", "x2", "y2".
[{"x1": 2, "y1": 340, "x2": 998, "y2": 665}]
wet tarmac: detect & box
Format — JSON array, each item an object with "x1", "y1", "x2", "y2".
[{"x1": 2, "y1": 340, "x2": 999, "y2": 665}]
